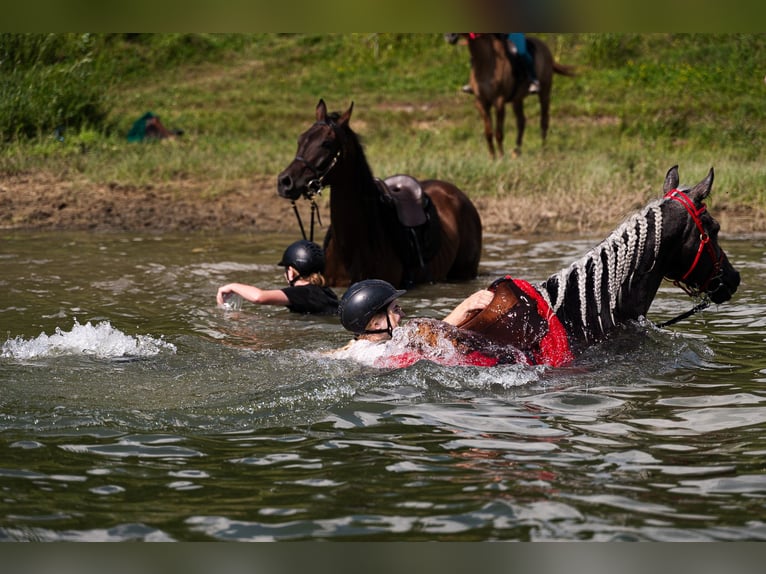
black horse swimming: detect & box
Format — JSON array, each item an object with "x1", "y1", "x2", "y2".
[
  {"x1": 379, "y1": 165, "x2": 740, "y2": 368},
  {"x1": 532, "y1": 165, "x2": 738, "y2": 358}
]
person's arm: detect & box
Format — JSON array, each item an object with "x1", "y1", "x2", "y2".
[
  {"x1": 216, "y1": 283, "x2": 290, "y2": 306},
  {"x1": 442, "y1": 289, "x2": 494, "y2": 326}
]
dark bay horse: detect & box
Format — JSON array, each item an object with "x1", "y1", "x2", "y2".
[
  {"x1": 277, "y1": 99, "x2": 483, "y2": 288},
  {"x1": 446, "y1": 33, "x2": 575, "y2": 158},
  {"x1": 385, "y1": 166, "x2": 740, "y2": 368}
]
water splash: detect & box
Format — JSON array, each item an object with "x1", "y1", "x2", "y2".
[
  {"x1": 1, "y1": 319, "x2": 176, "y2": 360},
  {"x1": 327, "y1": 320, "x2": 529, "y2": 370}
]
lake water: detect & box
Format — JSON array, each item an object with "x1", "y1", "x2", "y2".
[{"x1": 1, "y1": 230, "x2": 764, "y2": 542}]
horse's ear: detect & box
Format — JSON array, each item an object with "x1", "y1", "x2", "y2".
[
  {"x1": 663, "y1": 165, "x2": 680, "y2": 194},
  {"x1": 688, "y1": 167, "x2": 714, "y2": 203},
  {"x1": 316, "y1": 99, "x2": 327, "y2": 122},
  {"x1": 338, "y1": 101, "x2": 354, "y2": 127}
]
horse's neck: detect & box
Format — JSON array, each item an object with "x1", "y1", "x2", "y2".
[
  {"x1": 328, "y1": 137, "x2": 384, "y2": 240},
  {"x1": 469, "y1": 35, "x2": 508, "y2": 74},
  {"x1": 538, "y1": 200, "x2": 668, "y2": 345}
]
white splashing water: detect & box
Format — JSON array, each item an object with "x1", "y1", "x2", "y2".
[
  {"x1": 326, "y1": 337, "x2": 389, "y2": 367},
  {"x1": 328, "y1": 320, "x2": 529, "y2": 369},
  {"x1": 1, "y1": 320, "x2": 176, "y2": 360}
]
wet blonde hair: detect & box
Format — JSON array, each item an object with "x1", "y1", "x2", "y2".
[{"x1": 304, "y1": 272, "x2": 327, "y2": 287}]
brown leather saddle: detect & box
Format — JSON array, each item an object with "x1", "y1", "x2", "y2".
[
  {"x1": 379, "y1": 174, "x2": 428, "y2": 227},
  {"x1": 375, "y1": 174, "x2": 442, "y2": 285},
  {"x1": 457, "y1": 276, "x2": 549, "y2": 353}
]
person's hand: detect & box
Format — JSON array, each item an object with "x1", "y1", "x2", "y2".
[
  {"x1": 443, "y1": 289, "x2": 493, "y2": 325},
  {"x1": 216, "y1": 284, "x2": 236, "y2": 306},
  {"x1": 463, "y1": 289, "x2": 494, "y2": 312}
]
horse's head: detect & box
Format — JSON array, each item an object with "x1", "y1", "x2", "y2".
[
  {"x1": 277, "y1": 99, "x2": 353, "y2": 201},
  {"x1": 661, "y1": 165, "x2": 740, "y2": 305}
]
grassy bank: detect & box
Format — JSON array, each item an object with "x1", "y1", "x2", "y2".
[{"x1": 2, "y1": 33, "x2": 765, "y2": 233}]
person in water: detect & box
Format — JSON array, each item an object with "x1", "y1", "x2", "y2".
[
  {"x1": 331, "y1": 277, "x2": 574, "y2": 368},
  {"x1": 216, "y1": 239, "x2": 339, "y2": 315},
  {"x1": 330, "y1": 279, "x2": 498, "y2": 367}
]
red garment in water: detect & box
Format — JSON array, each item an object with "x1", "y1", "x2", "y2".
[
  {"x1": 379, "y1": 350, "x2": 499, "y2": 369},
  {"x1": 512, "y1": 279, "x2": 573, "y2": 367}
]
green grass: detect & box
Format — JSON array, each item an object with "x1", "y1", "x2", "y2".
[{"x1": 2, "y1": 33, "x2": 765, "y2": 222}]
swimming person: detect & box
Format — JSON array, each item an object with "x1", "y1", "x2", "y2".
[
  {"x1": 216, "y1": 240, "x2": 339, "y2": 315},
  {"x1": 329, "y1": 279, "x2": 505, "y2": 367}
]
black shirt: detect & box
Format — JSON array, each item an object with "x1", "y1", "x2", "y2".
[{"x1": 282, "y1": 284, "x2": 339, "y2": 315}]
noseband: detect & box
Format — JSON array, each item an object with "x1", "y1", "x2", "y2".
[{"x1": 657, "y1": 189, "x2": 723, "y2": 328}]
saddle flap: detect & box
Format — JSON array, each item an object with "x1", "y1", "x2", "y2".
[
  {"x1": 381, "y1": 174, "x2": 428, "y2": 227},
  {"x1": 458, "y1": 278, "x2": 548, "y2": 351}
]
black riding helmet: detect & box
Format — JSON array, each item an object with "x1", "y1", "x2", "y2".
[
  {"x1": 339, "y1": 279, "x2": 406, "y2": 336},
  {"x1": 277, "y1": 240, "x2": 325, "y2": 277}
]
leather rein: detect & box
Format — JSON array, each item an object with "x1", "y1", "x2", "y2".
[{"x1": 657, "y1": 189, "x2": 723, "y2": 328}]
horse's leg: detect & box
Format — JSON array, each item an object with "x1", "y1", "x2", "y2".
[
  {"x1": 473, "y1": 98, "x2": 496, "y2": 158},
  {"x1": 538, "y1": 87, "x2": 551, "y2": 146},
  {"x1": 493, "y1": 98, "x2": 505, "y2": 158},
  {"x1": 511, "y1": 99, "x2": 526, "y2": 157}
]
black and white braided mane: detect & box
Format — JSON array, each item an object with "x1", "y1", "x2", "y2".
[{"x1": 538, "y1": 194, "x2": 676, "y2": 344}]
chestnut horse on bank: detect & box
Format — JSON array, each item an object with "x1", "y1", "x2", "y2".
[
  {"x1": 446, "y1": 33, "x2": 575, "y2": 158},
  {"x1": 277, "y1": 100, "x2": 483, "y2": 288}
]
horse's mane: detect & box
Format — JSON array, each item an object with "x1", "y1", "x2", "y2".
[
  {"x1": 539, "y1": 196, "x2": 668, "y2": 340},
  {"x1": 328, "y1": 111, "x2": 373, "y2": 184},
  {"x1": 328, "y1": 111, "x2": 393, "y2": 249}
]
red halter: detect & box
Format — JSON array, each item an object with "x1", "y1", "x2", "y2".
[{"x1": 664, "y1": 189, "x2": 722, "y2": 295}]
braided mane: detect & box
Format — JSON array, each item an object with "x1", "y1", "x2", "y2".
[{"x1": 539, "y1": 196, "x2": 669, "y2": 342}]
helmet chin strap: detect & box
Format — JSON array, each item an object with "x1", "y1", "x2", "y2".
[
  {"x1": 360, "y1": 311, "x2": 394, "y2": 339},
  {"x1": 285, "y1": 267, "x2": 305, "y2": 287}
]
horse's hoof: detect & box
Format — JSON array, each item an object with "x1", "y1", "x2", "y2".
[{"x1": 512, "y1": 148, "x2": 522, "y2": 158}]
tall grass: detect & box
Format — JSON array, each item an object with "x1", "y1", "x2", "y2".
[
  {"x1": 0, "y1": 34, "x2": 108, "y2": 140},
  {"x1": 1, "y1": 33, "x2": 764, "y2": 224}
]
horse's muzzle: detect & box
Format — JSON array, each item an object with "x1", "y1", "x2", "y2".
[
  {"x1": 709, "y1": 264, "x2": 740, "y2": 304},
  {"x1": 277, "y1": 171, "x2": 301, "y2": 200}
]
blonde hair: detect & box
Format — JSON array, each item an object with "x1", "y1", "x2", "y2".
[{"x1": 304, "y1": 272, "x2": 327, "y2": 287}]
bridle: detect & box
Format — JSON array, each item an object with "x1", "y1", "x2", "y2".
[
  {"x1": 288, "y1": 122, "x2": 341, "y2": 242},
  {"x1": 657, "y1": 188, "x2": 724, "y2": 327},
  {"x1": 295, "y1": 147, "x2": 341, "y2": 198}
]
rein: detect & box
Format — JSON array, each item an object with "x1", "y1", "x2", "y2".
[
  {"x1": 290, "y1": 197, "x2": 323, "y2": 242},
  {"x1": 658, "y1": 189, "x2": 722, "y2": 327},
  {"x1": 656, "y1": 300, "x2": 710, "y2": 328}
]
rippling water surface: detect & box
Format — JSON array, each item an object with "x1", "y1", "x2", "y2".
[{"x1": 1, "y1": 231, "x2": 764, "y2": 541}]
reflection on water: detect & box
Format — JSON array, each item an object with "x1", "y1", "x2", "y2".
[{"x1": 1, "y1": 231, "x2": 765, "y2": 541}]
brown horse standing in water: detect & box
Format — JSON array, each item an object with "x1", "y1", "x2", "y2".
[
  {"x1": 446, "y1": 33, "x2": 575, "y2": 158},
  {"x1": 277, "y1": 99, "x2": 483, "y2": 288}
]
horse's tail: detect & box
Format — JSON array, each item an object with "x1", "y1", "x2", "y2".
[{"x1": 552, "y1": 61, "x2": 576, "y2": 77}]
